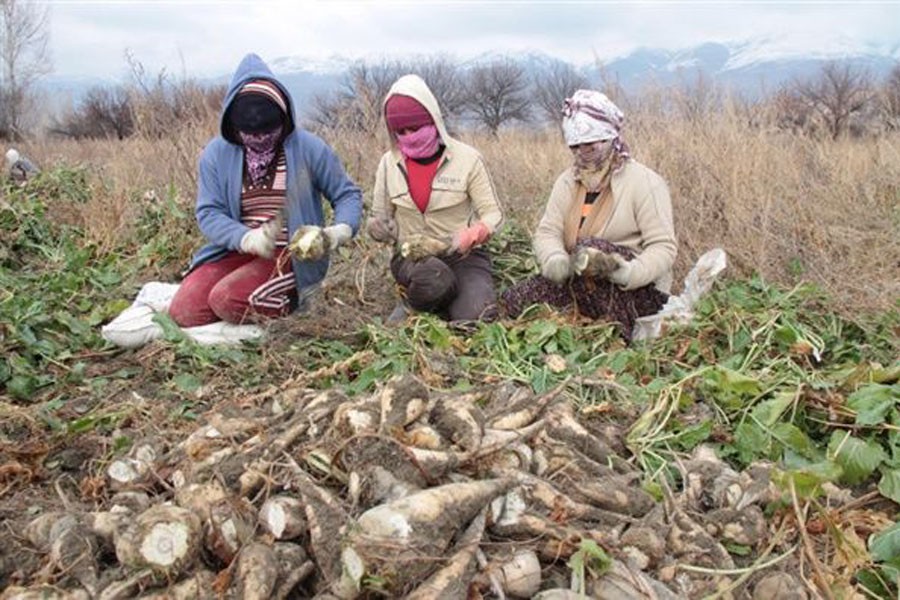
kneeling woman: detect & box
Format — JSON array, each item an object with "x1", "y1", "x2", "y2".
[
  {"x1": 169, "y1": 53, "x2": 362, "y2": 326},
  {"x1": 367, "y1": 74, "x2": 504, "y2": 325},
  {"x1": 501, "y1": 90, "x2": 676, "y2": 339}
]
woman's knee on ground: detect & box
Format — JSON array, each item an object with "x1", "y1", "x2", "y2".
[
  {"x1": 208, "y1": 280, "x2": 251, "y2": 324},
  {"x1": 405, "y1": 257, "x2": 457, "y2": 312}
]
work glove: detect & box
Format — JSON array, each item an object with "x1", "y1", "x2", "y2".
[
  {"x1": 240, "y1": 215, "x2": 282, "y2": 259},
  {"x1": 367, "y1": 215, "x2": 398, "y2": 244},
  {"x1": 573, "y1": 247, "x2": 620, "y2": 278},
  {"x1": 324, "y1": 224, "x2": 352, "y2": 251},
  {"x1": 541, "y1": 252, "x2": 574, "y2": 284},
  {"x1": 608, "y1": 255, "x2": 633, "y2": 287},
  {"x1": 451, "y1": 222, "x2": 491, "y2": 254},
  {"x1": 400, "y1": 234, "x2": 451, "y2": 261},
  {"x1": 288, "y1": 224, "x2": 353, "y2": 261}
]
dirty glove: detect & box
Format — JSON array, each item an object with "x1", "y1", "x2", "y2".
[
  {"x1": 573, "y1": 247, "x2": 620, "y2": 278},
  {"x1": 367, "y1": 215, "x2": 398, "y2": 244},
  {"x1": 289, "y1": 223, "x2": 352, "y2": 261},
  {"x1": 240, "y1": 215, "x2": 282, "y2": 259},
  {"x1": 608, "y1": 255, "x2": 633, "y2": 287},
  {"x1": 324, "y1": 223, "x2": 352, "y2": 251},
  {"x1": 400, "y1": 234, "x2": 451, "y2": 261},
  {"x1": 451, "y1": 222, "x2": 491, "y2": 254},
  {"x1": 541, "y1": 252, "x2": 574, "y2": 284}
]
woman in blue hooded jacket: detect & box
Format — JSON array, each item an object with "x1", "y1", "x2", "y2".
[{"x1": 169, "y1": 53, "x2": 362, "y2": 326}]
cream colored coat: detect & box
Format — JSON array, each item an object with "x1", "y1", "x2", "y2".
[
  {"x1": 371, "y1": 75, "x2": 503, "y2": 245},
  {"x1": 533, "y1": 161, "x2": 677, "y2": 292}
]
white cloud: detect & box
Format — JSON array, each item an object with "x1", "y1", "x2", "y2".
[{"x1": 45, "y1": 1, "x2": 900, "y2": 79}]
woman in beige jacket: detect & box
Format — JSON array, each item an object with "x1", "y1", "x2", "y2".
[
  {"x1": 501, "y1": 90, "x2": 675, "y2": 337},
  {"x1": 367, "y1": 74, "x2": 504, "y2": 323}
]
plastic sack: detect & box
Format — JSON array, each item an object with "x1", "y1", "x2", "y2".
[
  {"x1": 101, "y1": 282, "x2": 265, "y2": 349},
  {"x1": 631, "y1": 248, "x2": 727, "y2": 341}
]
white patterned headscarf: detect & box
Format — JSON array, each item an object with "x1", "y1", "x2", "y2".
[{"x1": 562, "y1": 90, "x2": 626, "y2": 147}]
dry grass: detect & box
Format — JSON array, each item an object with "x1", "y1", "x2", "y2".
[{"x1": 16, "y1": 96, "x2": 900, "y2": 314}]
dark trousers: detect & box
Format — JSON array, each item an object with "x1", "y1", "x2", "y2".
[{"x1": 390, "y1": 249, "x2": 497, "y2": 322}]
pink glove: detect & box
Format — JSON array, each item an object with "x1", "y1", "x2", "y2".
[{"x1": 451, "y1": 222, "x2": 491, "y2": 254}]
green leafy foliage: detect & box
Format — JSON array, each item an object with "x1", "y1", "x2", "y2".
[{"x1": 1, "y1": 170, "x2": 137, "y2": 402}]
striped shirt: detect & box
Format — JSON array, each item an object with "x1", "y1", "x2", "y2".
[
  {"x1": 240, "y1": 147, "x2": 295, "y2": 314},
  {"x1": 240, "y1": 147, "x2": 289, "y2": 247}
]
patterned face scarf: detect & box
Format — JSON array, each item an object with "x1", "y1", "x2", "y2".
[
  {"x1": 572, "y1": 141, "x2": 614, "y2": 192},
  {"x1": 562, "y1": 90, "x2": 631, "y2": 191},
  {"x1": 239, "y1": 126, "x2": 283, "y2": 186}
]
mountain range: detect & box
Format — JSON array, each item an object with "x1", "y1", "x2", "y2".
[{"x1": 40, "y1": 39, "x2": 900, "y2": 116}]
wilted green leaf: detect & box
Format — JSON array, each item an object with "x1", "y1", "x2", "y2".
[
  {"x1": 847, "y1": 383, "x2": 899, "y2": 426},
  {"x1": 751, "y1": 393, "x2": 795, "y2": 427},
  {"x1": 869, "y1": 522, "x2": 900, "y2": 563},
  {"x1": 672, "y1": 420, "x2": 713, "y2": 451},
  {"x1": 172, "y1": 373, "x2": 201, "y2": 393},
  {"x1": 711, "y1": 366, "x2": 762, "y2": 397},
  {"x1": 773, "y1": 462, "x2": 842, "y2": 499},
  {"x1": 828, "y1": 431, "x2": 887, "y2": 485},
  {"x1": 7, "y1": 374, "x2": 38, "y2": 401},
  {"x1": 878, "y1": 469, "x2": 900, "y2": 504}
]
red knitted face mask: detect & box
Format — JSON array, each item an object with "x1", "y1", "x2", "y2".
[{"x1": 396, "y1": 125, "x2": 440, "y2": 159}]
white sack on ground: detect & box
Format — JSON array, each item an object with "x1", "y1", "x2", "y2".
[
  {"x1": 101, "y1": 282, "x2": 264, "y2": 349},
  {"x1": 632, "y1": 248, "x2": 728, "y2": 341}
]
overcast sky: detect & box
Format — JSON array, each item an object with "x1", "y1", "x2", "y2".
[{"x1": 45, "y1": 1, "x2": 900, "y2": 80}]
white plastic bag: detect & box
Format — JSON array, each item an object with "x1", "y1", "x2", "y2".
[
  {"x1": 631, "y1": 248, "x2": 728, "y2": 341},
  {"x1": 101, "y1": 282, "x2": 265, "y2": 349}
]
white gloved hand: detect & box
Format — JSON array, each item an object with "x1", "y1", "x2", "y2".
[
  {"x1": 323, "y1": 223, "x2": 352, "y2": 251},
  {"x1": 240, "y1": 215, "x2": 282, "y2": 259},
  {"x1": 541, "y1": 253, "x2": 574, "y2": 284},
  {"x1": 608, "y1": 255, "x2": 633, "y2": 287}
]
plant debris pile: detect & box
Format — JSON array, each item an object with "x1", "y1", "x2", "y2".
[
  {"x1": 6, "y1": 373, "x2": 881, "y2": 600},
  {"x1": 500, "y1": 239, "x2": 669, "y2": 339}
]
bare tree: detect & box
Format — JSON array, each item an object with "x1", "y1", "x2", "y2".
[
  {"x1": 412, "y1": 55, "x2": 465, "y2": 122},
  {"x1": 463, "y1": 58, "x2": 531, "y2": 135},
  {"x1": 125, "y1": 50, "x2": 225, "y2": 140},
  {"x1": 793, "y1": 61, "x2": 874, "y2": 140},
  {"x1": 533, "y1": 60, "x2": 589, "y2": 124},
  {"x1": 308, "y1": 59, "x2": 405, "y2": 133},
  {"x1": 882, "y1": 62, "x2": 900, "y2": 131},
  {"x1": 0, "y1": 0, "x2": 51, "y2": 139},
  {"x1": 52, "y1": 85, "x2": 134, "y2": 139}
]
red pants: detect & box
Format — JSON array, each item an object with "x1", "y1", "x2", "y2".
[{"x1": 169, "y1": 251, "x2": 295, "y2": 326}]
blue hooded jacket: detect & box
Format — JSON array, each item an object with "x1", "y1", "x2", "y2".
[{"x1": 189, "y1": 53, "x2": 362, "y2": 294}]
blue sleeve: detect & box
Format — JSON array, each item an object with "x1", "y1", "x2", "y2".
[
  {"x1": 195, "y1": 143, "x2": 248, "y2": 250},
  {"x1": 306, "y1": 134, "x2": 363, "y2": 234}
]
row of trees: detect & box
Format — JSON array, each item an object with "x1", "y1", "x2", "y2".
[
  {"x1": 305, "y1": 56, "x2": 588, "y2": 135},
  {"x1": 53, "y1": 55, "x2": 900, "y2": 143}
]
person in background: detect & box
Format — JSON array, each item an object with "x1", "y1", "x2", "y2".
[
  {"x1": 168, "y1": 53, "x2": 362, "y2": 327},
  {"x1": 501, "y1": 89, "x2": 676, "y2": 334},
  {"x1": 5, "y1": 148, "x2": 40, "y2": 184},
  {"x1": 367, "y1": 74, "x2": 504, "y2": 324}
]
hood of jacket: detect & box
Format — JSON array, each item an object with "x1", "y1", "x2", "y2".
[
  {"x1": 382, "y1": 74, "x2": 454, "y2": 149},
  {"x1": 220, "y1": 53, "x2": 297, "y2": 144}
]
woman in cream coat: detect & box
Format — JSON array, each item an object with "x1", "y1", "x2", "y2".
[
  {"x1": 502, "y1": 89, "x2": 676, "y2": 333},
  {"x1": 367, "y1": 74, "x2": 504, "y2": 323}
]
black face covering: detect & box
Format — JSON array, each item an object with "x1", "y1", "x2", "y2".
[{"x1": 228, "y1": 94, "x2": 284, "y2": 134}]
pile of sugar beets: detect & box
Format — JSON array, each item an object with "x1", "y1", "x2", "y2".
[{"x1": 6, "y1": 374, "x2": 820, "y2": 599}]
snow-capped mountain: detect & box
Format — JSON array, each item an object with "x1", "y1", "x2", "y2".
[
  {"x1": 589, "y1": 39, "x2": 897, "y2": 95},
  {"x1": 39, "y1": 38, "x2": 899, "y2": 114}
]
